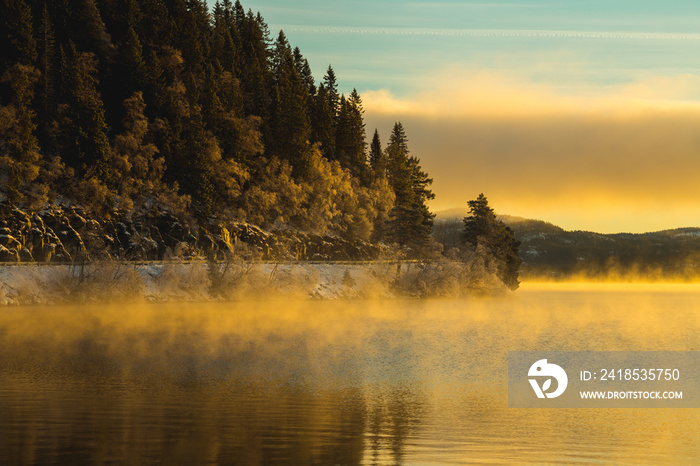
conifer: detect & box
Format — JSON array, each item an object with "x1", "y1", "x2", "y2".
[
  {"x1": 369, "y1": 129, "x2": 385, "y2": 179},
  {"x1": 0, "y1": 0, "x2": 37, "y2": 70},
  {"x1": 462, "y1": 194, "x2": 522, "y2": 290}
]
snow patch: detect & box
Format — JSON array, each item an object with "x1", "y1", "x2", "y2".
[{"x1": 0, "y1": 259, "x2": 511, "y2": 305}]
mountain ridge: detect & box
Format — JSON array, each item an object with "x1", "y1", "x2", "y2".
[
  {"x1": 433, "y1": 213, "x2": 700, "y2": 280},
  {"x1": 435, "y1": 208, "x2": 699, "y2": 236}
]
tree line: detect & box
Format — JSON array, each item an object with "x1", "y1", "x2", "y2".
[
  {"x1": 0, "y1": 0, "x2": 435, "y2": 252},
  {"x1": 0, "y1": 0, "x2": 521, "y2": 287}
]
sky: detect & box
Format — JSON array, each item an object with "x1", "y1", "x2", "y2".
[{"x1": 219, "y1": 1, "x2": 700, "y2": 233}]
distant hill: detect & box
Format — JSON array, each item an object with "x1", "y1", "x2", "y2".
[
  {"x1": 434, "y1": 208, "x2": 469, "y2": 220},
  {"x1": 433, "y1": 212, "x2": 700, "y2": 280}
]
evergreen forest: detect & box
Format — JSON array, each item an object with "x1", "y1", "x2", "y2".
[
  {"x1": 0, "y1": 0, "x2": 438, "y2": 252},
  {"x1": 0, "y1": 0, "x2": 522, "y2": 291}
]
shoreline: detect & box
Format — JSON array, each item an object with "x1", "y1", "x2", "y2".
[
  {"x1": 0, "y1": 260, "x2": 510, "y2": 305},
  {"x1": 3, "y1": 261, "x2": 698, "y2": 306}
]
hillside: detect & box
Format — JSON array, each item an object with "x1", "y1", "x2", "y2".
[
  {"x1": 434, "y1": 213, "x2": 700, "y2": 280},
  {"x1": 0, "y1": 0, "x2": 434, "y2": 259}
]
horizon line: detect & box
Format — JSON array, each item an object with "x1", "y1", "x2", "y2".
[{"x1": 433, "y1": 208, "x2": 700, "y2": 235}]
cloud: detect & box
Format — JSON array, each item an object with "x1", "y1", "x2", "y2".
[
  {"x1": 363, "y1": 68, "x2": 700, "y2": 118},
  {"x1": 362, "y1": 68, "x2": 700, "y2": 232}
]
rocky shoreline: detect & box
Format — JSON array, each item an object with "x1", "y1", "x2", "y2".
[
  {"x1": 0, "y1": 204, "x2": 513, "y2": 304},
  {"x1": 0, "y1": 203, "x2": 382, "y2": 264}
]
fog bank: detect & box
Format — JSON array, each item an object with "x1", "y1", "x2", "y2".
[
  {"x1": 363, "y1": 69, "x2": 700, "y2": 233},
  {"x1": 0, "y1": 260, "x2": 510, "y2": 305}
]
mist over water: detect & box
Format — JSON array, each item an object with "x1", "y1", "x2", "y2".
[{"x1": 1, "y1": 285, "x2": 698, "y2": 464}]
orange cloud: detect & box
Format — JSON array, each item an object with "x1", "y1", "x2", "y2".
[
  {"x1": 363, "y1": 68, "x2": 700, "y2": 232},
  {"x1": 364, "y1": 68, "x2": 700, "y2": 119}
]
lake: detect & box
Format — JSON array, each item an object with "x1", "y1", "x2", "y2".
[{"x1": 0, "y1": 283, "x2": 698, "y2": 464}]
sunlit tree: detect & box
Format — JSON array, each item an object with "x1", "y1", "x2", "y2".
[{"x1": 462, "y1": 193, "x2": 521, "y2": 290}]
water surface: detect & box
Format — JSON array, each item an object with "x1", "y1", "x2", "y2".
[{"x1": 1, "y1": 283, "x2": 698, "y2": 464}]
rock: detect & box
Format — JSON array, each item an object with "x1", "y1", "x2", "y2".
[
  {"x1": 149, "y1": 226, "x2": 166, "y2": 258},
  {"x1": 0, "y1": 235, "x2": 21, "y2": 249},
  {"x1": 127, "y1": 236, "x2": 159, "y2": 260},
  {"x1": 198, "y1": 233, "x2": 217, "y2": 259},
  {"x1": 56, "y1": 225, "x2": 87, "y2": 258},
  {"x1": 115, "y1": 222, "x2": 133, "y2": 249},
  {"x1": 42, "y1": 243, "x2": 55, "y2": 262},
  {"x1": 68, "y1": 213, "x2": 86, "y2": 230},
  {"x1": 19, "y1": 247, "x2": 34, "y2": 262},
  {"x1": 0, "y1": 202, "x2": 384, "y2": 263},
  {"x1": 82, "y1": 232, "x2": 111, "y2": 260},
  {"x1": 28, "y1": 228, "x2": 44, "y2": 260},
  {"x1": 220, "y1": 226, "x2": 234, "y2": 250},
  {"x1": 32, "y1": 214, "x2": 45, "y2": 230},
  {"x1": 170, "y1": 222, "x2": 187, "y2": 240},
  {"x1": 38, "y1": 210, "x2": 60, "y2": 229},
  {"x1": 52, "y1": 241, "x2": 72, "y2": 262},
  {"x1": 43, "y1": 227, "x2": 72, "y2": 262},
  {"x1": 0, "y1": 245, "x2": 19, "y2": 262},
  {"x1": 11, "y1": 207, "x2": 31, "y2": 232}
]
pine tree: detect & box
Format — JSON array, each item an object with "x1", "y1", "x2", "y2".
[
  {"x1": 334, "y1": 89, "x2": 367, "y2": 179},
  {"x1": 0, "y1": 0, "x2": 445, "y2": 255},
  {"x1": 211, "y1": 1, "x2": 237, "y2": 73},
  {"x1": 219, "y1": 0, "x2": 234, "y2": 27},
  {"x1": 116, "y1": 26, "x2": 147, "y2": 99},
  {"x1": 408, "y1": 156, "x2": 434, "y2": 210},
  {"x1": 270, "y1": 30, "x2": 291, "y2": 82},
  {"x1": 142, "y1": 48, "x2": 165, "y2": 113},
  {"x1": 233, "y1": 0, "x2": 245, "y2": 31},
  {"x1": 462, "y1": 193, "x2": 522, "y2": 290},
  {"x1": 311, "y1": 83, "x2": 335, "y2": 158},
  {"x1": 0, "y1": 0, "x2": 37, "y2": 72},
  {"x1": 322, "y1": 65, "x2": 339, "y2": 119},
  {"x1": 462, "y1": 194, "x2": 495, "y2": 246},
  {"x1": 369, "y1": 128, "x2": 385, "y2": 179},
  {"x1": 201, "y1": 62, "x2": 224, "y2": 131},
  {"x1": 386, "y1": 122, "x2": 411, "y2": 199},
  {"x1": 347, "y1": 89, "x2": 367, "y2": 176},
  {"x1": 334, "y1": 94, "x2": 349, "y2": 162},
  {"x1": 293, "y1": 47, "x2": 315, "y2": 95},
  {"x1": 311, "y1": 65, "x2": 339, "y2": 160},
  {"x1": 178, "y1": 0, "x2": 211, "y2": 78},
  {"x1": 96, "y1": 0, "x2": 140, "y2": 45},
  {"x1": 136, "y1": 0, "x2": 172, "y2": 51},
  {"x1": 407, "y1": 155, "x2": 435, "y2": 242},
  {"x1": 0, "y1": 64, "x2": 42, "y2": 204},
  {"x1": 269, "y1": 30, "x2": 311, "y2": 177},
  {"x1": 256, "y1": 11, "x2": 272, "y2": 51},
  {"x1": 57, "y1": 43, "x2": 112, "y2": 182},
  {"x1": 388, "y1": 121, "x2": 409, "y2": 154},
  {"x1": 238, "y1": 9, "x2": 271, "y2": 119},
  {"x1": 36, "y1": 3, "x2": 57, "y2": 149},
  {"x1": 384, "y1": 122, "x2": 434, "y2": 252},
  {"x1": 177, "y1": 107, "x2": 216, "y2": 215},
  {"x1": 72, "y1": 0, "x2": 114, "y2": 60}
]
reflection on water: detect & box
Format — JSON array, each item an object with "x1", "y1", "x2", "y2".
[{"x1": 0, "y1": 283, "x2": 699, "y2": 464}]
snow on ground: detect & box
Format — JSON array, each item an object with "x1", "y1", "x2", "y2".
[{"x1": 0, "y1": 262, "x2": 404, "y2": 305}]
